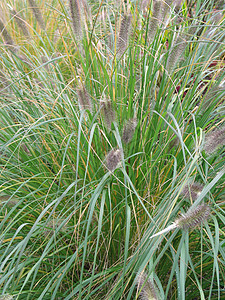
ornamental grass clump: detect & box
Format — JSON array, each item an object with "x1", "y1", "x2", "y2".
[
  {"x1": 28, "y1": 0, "x2": 45, "y2": 30},
  {"x1": 77, "y1": 84, "x2": 92, "y2": 112},
  {"x1": 181, "y1": 182, "x2": 204, "y2": 201},
  {"x1": 105, "y1": 149, "x2": 122, "y2": 172},
  {"x1": 150, "y1": 204, "x2": 210, "y2": 239},
  {"x1": 117, "y1": 14, "x2": 132, "y2": 56},
  {"x1": 101, "y1": 99, "x2": 116, "y2": 130},
  {"x1": 203, "y1": 126, "x2": 225, "y2": 155},
  {"x1": 69, "y1": 0, "x2": 83, "y2": 39},
  {"x1": 122, "y1": 118, "x2": 137, "y2": 144},
  {"x1": 136, "y1": 272, "x2": 159, "y2": 300}
]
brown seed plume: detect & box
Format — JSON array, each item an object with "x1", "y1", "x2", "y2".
[
  {"x1": 204, "y1": 126, "x2": 225, "y2": 155},
  {"x1": 69, "y1": 0, "x2": 83, "y2": 39},
  {"x1": 176, "y1": 204, "x2": 210, "y2": 230},
  {"x1": 136, "y1": 272, "x2": 159, "y2": 300},
  {"x1": 181, "y1": 182, "x2": 204, "y2": 201},
  {"x1": 117, "y1": 14, "x2": 132, "y2": 55},
  {"x1": 105, "y1": 149, "x2": 122, "y2": 172},
  {"x1": 122, "y1": 118, "x2": 137, "y2": 144},
  {"x1": 101, "y1": 99, "x2": 115, "y2": 131},
  {"x1": 77, "y1": 85, "x2": 92, "y2": 112}
]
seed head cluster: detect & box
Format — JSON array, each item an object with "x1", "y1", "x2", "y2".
[
  {"x1": 106, "y1": 149, "x2": 122, "y2": 172},
  {"x1": 204, "y1": 126, "x2": 225, "y2": 155},
  {"x1": 181, "y1": 182, "x2": 204, "y2": 201},
  {"x1": 77, "y1": 85, "x2": 92, "y2": 112},
  {"x1": 167, "y1": 32, "x2": 187, "y2": 73},
  {"x1": 175, "y1": 204, "x2": 210, "y2": 230},
  {"x1": 148, "y1": 0, "x2": 162, "y2": 43},
  {"x1": 136, "y1": 272, "x2": 158, "y2": 300},
  {"x1": 158, "y1": 0, "x2": 173, "y2": 25},
  {"x1": 69, "y1": 0, "x2": 83, "y2": 39},
  {"x1": 117, "y1": 14, "x2": 132, "y2": 55},
  {"x1": 122, "y1": 118, "x2": 137, "y2": 144},
  {"x1": 101, "y1": 99, "x2": 115, "y2": 131}
]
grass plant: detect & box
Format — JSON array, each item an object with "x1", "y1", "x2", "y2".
[{"x1": 0, "y1": 0, "x2": 225, "y2": 299}]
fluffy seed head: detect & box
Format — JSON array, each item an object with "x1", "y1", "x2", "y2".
[
  {"x1": 167, "y1": 32, "x2": 187, "y2": 73},
  {"x1": 160, "y1": 0, "x2": 173, "y2": 24},
  {"x1": 28, "y1": 0, "x2": 45, "y2": 30},
  {"x1": 176, "y1": 204, "x2": 210, "y2": 230},
  {"x1": 69, "y1": 0, "x2": 83, "y2": 39},
  {"x1": 203, "y1": 126, "x2": 225, "y2": 155},
  {"x1": 181, "y1": 182, "x2": 204, "y2": 201},
  {"x1": 101, "y1": 99, "x2": 115, "y2": 130},
  {"x1": 105, "y1": 149, "x2": 122, "y2": 172},
  {"x1": 136, "y1": 272, "x2": 158, "y2": 300},
  {"x1": 122, "y1": 118, "x2": 137, "y2": 144},
  {"x1": 77, "y1": 85, "x2": 92, "y2": 112},
  {"x1": 117, "y1": 14, "x2": 132, "y2": 55},
  {"x1": 148, "y1": 0, "x2": 162, "y2": 43}
]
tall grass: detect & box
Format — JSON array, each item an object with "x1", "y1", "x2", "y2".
[{"x1": 0, "y1": 0, "x2": 224, "y2": 299}]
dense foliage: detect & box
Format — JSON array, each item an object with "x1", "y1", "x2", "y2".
[{"x1": 0, "y1": 0, "x2": 224, "y2": 299}]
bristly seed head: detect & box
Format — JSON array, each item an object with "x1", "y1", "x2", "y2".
[
  {"x1": 77, "y1": 85, "x2": 92, "y2": 112},
  {"x1": 181, "y1": 182, "x2": 204, "y2": 201},
  {"x1": 101, "y1": 99, "x2": 115, "y2": 131},
  {"x1": 136, "y1": 272, "x2": 158, "y2": 300},
  {"x1": 105, "y1": 149, "x2": 122, "y2": 172},
  {"x1": 166, "y1": 32, "x2": 187, "y2": 73},
  {"x1": 117, "y1": 14, "x2": 132, "y2": 55},
  {"x1": 69, "y1": 0, "x2": 83, "y2": 39},
  {"x1": 148, "y1": 0, "x2": 162, "y2": 43},
  {"x1": 122, "y1": 118, "x2": 137, "y2": 144},
  {"x1": 175, "y1": 204, "x2": 210, "y2": 230},
  {"x1": 203, "y1": 126, "x2": 225, "y2": 155}
]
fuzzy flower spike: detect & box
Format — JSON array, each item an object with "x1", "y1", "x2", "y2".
[
  {"x1": 136, "y1": 272, "x2": 159, "y2": 300},
  {"x1": 77, "y1": 84, "x2": 92, "y2": 113},
  {"x1": 117, "y1": 14, "x2": 132, "y2": 56},
  {"x1": 203, "y1": 125, "x2": 225, "y2": 155},
  {"x1": 181, "y1": 181, "x2": 204, "y2": 201},
  {"x1": 100, "y1": 99, "x2": 116, "y2": 131},
  {"x1": 69, "y1": 0, "x2": 83, "y2": 39},
  {"x1": 105, "y1": 149, "x2": 122, "y2": 172},
  {"x1": 150, "y1": 204, "x2": 210, "y2": 239},
  {"x1": 122, "y1": 118, "x2": 137, "y2": 144}
]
